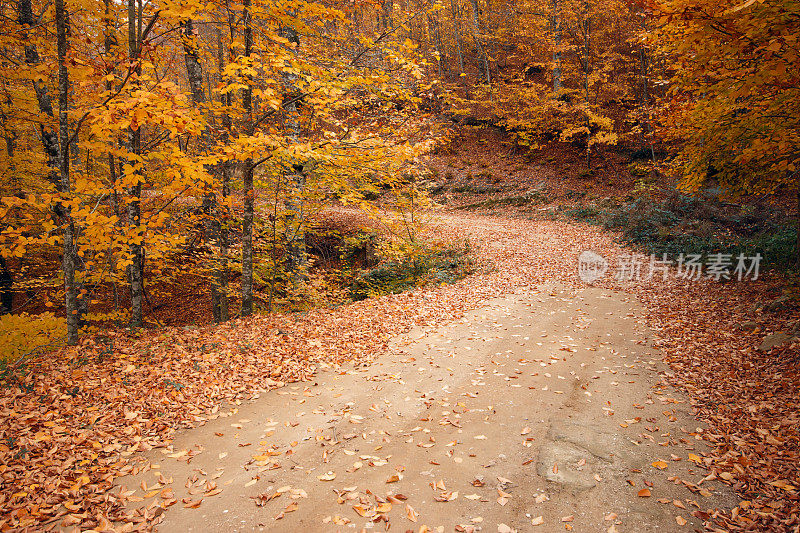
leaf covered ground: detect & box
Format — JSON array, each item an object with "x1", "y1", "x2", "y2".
[{"x1": 1, "y1": 209, "x2": 798, "y2": 532}]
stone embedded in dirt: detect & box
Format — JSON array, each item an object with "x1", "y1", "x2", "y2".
[
  {"x1": 758, "y1": 331, "x2": 799, "y2": 352},
  {"x1": 537, "y1": 441, "x2": 598, "y2": 491},
  {"x1": 548, "y1": 421, "x2": 633, "y2": 464},
  {"x1": 537, "y1": 420, "x2": 650, "y2": 493}
]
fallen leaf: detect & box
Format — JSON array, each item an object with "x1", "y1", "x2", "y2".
[{"x1": 406, "y1": 503, "x2": 418, "y2": 522}]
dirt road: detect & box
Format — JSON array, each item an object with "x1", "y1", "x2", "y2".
[{"x1": 123, "y1": 266, "x2": 734, "y2": 532}]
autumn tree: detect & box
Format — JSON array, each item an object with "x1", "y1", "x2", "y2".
[
  {"x1": 656, "y1": 0, "x2": 800, "y2": 264},
  {"x1": 0, "y1": 0, "x2": 435, "y2": 336}
]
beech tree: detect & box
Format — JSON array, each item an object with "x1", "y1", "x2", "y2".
[
  {"x1": 656, "y1": 0, "x2": 800, "y2": 263},
  {"x1": 0, "y1": 0, "x2": 434, "y2": 336}
]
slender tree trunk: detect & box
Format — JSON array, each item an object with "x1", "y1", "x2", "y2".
[
  {"x1": 127, "y1": 0, "x2": 143, "y2": 328},
  {"x1": 215, "y1": 27, "x2": 231, "y2": 322},
  {"x1": 0, "y1": 120, "x2": 16, "y2": 314},
  {"x1": 103, "y1": 0, "x2": 124, "y2": 315},
  {"x1": 430, "y1": 13, "x2": 448, "y2": 78},
  {"x1": 19, "y1": 0, "x2": 80, "y2": 326},
  {"x1": 2, "y1": 117, "x2": 20, "y2": 195},
  {"x1": 279, "y1": 25, "x2": 307, "y2": 291},
  {"x1": 181, "y1": 17, "x2": 227, "y2": 322},
  {"x1": 216, "y1": 161, "x2": 230, "y2": 321},
  {"x1": 428, "y1": 15, "x2": 441, "y2": 77},
  {"x1": 17, "y1": 0, "x2": 60, "y2": 188},
  {"x1": 581, "y1": 6, "x2": 592, "y2": 170},
  {"x1": 0, "y1": 256, "x2": 13, "y2": 315},
  {"x1": 55, "y1": 0, "x2": 78, "y2": 344},
  {"x1": 637, "y1": 12, "x2": 655, "y2": 161},
  {"x1": 382, "y1": 0, "x2": 393, "y2": 30},
  {"x1": 468, "y1": 0, "x2": 489, "y2": 83},
  {"x1": 240, "y1": 0, "x2": 255, "y2": 316},
  {"x1": 182, "y1": 19, "x2": 204, "y2": 104},
  {"x1": 266, "y1": 173, "x2": 283, "y2": 313},
  {"x1": 451, "y1": 0, "x2": 465, "y2": 76},
  {"x1": 551, "y1": 0, "x2": 562, "y2": 95},
  {"x1": 104, "y1": 0, "x2": 118, "y2": 212}
]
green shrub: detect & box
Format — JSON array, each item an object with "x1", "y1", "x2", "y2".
[
  {"x1": 562, "y1": 205, "x2": 602, "y2": 223},
  {"x1": 349, "y1": 242, "x2": 474, "y2": 300},
  {"x1": 561, "y1": 193, "x2": 798, "y2": 271},
  {"x1": 452, "y1": 185, "x2": 503, "y2": 194},
  {"x1": 462, "y1": 190, "x2": 551, "y2": 210}
]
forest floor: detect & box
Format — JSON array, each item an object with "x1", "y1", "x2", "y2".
[
  {"x1": 2, "y1": 133, "x2": 799, "y2": 532},
  {"x1": 124, "y1": 255, "x2": 737, "y2": 533}
]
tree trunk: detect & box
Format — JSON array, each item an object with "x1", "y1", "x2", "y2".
[
  {"x1": 55, "y1": 0, "x2": 78, "y2": 344},
  {"x1": 0, "y1": 256, "x2": 13, "y2": 315},
  {"x1": 182, "y1": 19, "x2": 205, "y2": 104},
  {"x1": 0, "y1": 123, "x2": 16, "y2": 314},
  {"x1": 20, "y1": 0, "x2": 82, "y2": 338},
  {"x1": 17, "y1": 0, "x2": 60, "y2": 188},
  {"x1": 382, "y1": 0, "x2": 393, "y2": 30},
  {"x1": 103, "y1": 0, "x2": 124, "y2": 320},
  {"x1": 2, "y1": 125, "x2": 20, "y2": 196},
  {"x1": 551, "y1": 0, "x2": 562, "y2": 95},
  {"x1": 215, "y1": 161, "x2": 231, "y2": 322},
  {"x1": 581, "y1": 6, "x2": 592, "y2": 170},
  {"x1": 468, "y1": 0, "x2": 489, "y2": 83},
  {"x1": 182, "y1": 18, "x2": 228, "y2": 322},
  {"x1": 240, "y1": 0, "x2": 255, "y2": 317},
  {"x1": 431, "y1": 13, "x2": 449, "y2": 78},
  {"x1": 127, "y1": 0, "x2": 144, "y2": 329},
  {"x1": 451, "y1": 0, "x2": 465, "y2": 76},
  {"x1": 636, "y1": 10, "x2": 655, "y2": 161},
  {"x1": 104, "y1": 0, "x2": 117, "y2": 206},
  {"x1": 213, "y1": 27, "x2": 230, "y2": 322},
  {"x1": 216, "y1": 27, "x2": 232, "y2": 322},
  {"x1": 279, "y1": 25, "x2": 307, "y2": 291}
]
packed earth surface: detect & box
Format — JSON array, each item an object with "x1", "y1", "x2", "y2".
[{"x1": 129, "y1": 279, "x2": 736, "y2": 532}]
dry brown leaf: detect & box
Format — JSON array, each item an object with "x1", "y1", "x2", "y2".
[{"x1": 406, "y1": 503, "x2": 418, "y2": 522}]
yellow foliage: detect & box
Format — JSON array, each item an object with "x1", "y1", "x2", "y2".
[{"x1": 0, "y1": 312, "x2": 66, "y2": 364}]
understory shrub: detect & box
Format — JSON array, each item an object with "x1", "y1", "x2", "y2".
[
  {"x1": 0, "y1": 312, "x2": 65, "y2": 366},
  {"x1": 563, "y1": 193, "x2": 798, "y2": 271},
  {"x1": 349, "y1": 241, "x2": 475, "y2": 301}
]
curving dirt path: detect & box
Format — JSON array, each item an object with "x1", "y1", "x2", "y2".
[{"x1": 120, "y1": 214, "x2": 735, "y2": 532}]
